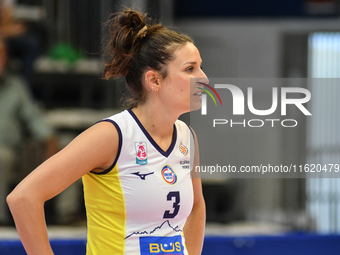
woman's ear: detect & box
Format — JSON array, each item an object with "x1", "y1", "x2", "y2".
[{"x1": 145, "y1": 70, "x2": 161, "y2": 92}]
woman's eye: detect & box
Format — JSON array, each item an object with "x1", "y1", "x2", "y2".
[{"x1": 186, "y1": 67, "x2": 194, "y2": 72}]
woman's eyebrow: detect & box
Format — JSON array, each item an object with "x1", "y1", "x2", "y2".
[{"x1": 183, "y1": 61, "x2": 202, "y2": 66}]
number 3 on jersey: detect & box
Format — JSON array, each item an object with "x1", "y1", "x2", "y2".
[{"x1": 163, "y1": 191, "x2": 180, "y2": 219}]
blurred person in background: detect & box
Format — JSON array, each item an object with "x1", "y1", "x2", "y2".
[
  {"x1": 0, "y1": 36, "x2": 58, "y2": 225},
  {"x1": 0, "y1": 0, "x2": 40, "y2": 83}
]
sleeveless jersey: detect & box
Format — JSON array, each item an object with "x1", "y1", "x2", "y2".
[{"x1": 82, "y1": 109, "x2": 194, "y2": 255}]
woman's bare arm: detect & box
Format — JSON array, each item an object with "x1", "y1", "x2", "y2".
[
  {"x1": 183, "y1": 129, "x2": 206, "y2": 254},
  {"x1": 7, "y1": 121, "x2": 118, "y2": 255}
]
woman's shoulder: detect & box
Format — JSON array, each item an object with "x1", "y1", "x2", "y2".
[
  {"x1": 102, "y1": 109, "x2": 130, "y2": 122},
  {"x1": 175, "y1": 119, "x2": 192, "y2": 132},
  {"x1": 99, "y1": 109, "x2": 132, "y2": 131},
  {"x1": 175, "y1": 119, "x2": 196, "y2": 144}
]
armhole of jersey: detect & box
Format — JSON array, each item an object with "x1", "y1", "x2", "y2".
[
  {"x1": 185, "y1": 123, "x2": 195, "y2": 145},
  {"x1": 92, "y1": 119, "x2": 123, "y2": 175}
]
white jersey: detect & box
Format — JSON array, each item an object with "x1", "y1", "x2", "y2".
[{"x1": 82, "y1": 109, "x2": 194, "y2": 255}]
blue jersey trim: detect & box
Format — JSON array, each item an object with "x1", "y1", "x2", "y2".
[
  {"x1": 185, "y1": 124, "x2": 195, "y2": 145},
  {"x1": 92, "y1": 119, "x2": 123, "y2": 175},
  {"x1": 128, "y1": 109, "x2": 177, "y2": 158}
]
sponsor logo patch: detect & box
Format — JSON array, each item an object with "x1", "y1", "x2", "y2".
[
  {"x1": 139, "y1": 235, "x2": 184, "y2": 255},
  {"x1": 161, "y1": 165, "x2": 177, "y2": 185},
  {"x1": 179, "y1": 142, "x2": 188, "y2": 156},
  {"x1": 180, "y1": 159, "x2": 190, "y2": 169},
  {"x1": 135, "y1": 142, "x2": 148, "y2": 165}
]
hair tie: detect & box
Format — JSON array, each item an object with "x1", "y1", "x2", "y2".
[{"x1": 137, "y1": 25, "x2": 147, "y2": 38}]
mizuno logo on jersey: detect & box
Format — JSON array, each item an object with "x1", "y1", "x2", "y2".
[{"x1": 131, "y1": 171, "x2": 154, "y2": 180}]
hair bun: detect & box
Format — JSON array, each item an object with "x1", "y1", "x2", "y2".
[
  {"x1": 117, "y1": 9, "x2": 147, "y2": 38},
  {"x1": 103, "y1": 8, "x2": 148, "y2": 78}
]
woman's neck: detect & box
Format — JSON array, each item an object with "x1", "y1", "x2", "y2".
[{"x1": 131, "y1": 99, "x2": 180, "y2": 142}]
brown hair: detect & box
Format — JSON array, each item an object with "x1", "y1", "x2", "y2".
[{"x1": 103, "y1": 8, "x2": 193, "y2": 108}]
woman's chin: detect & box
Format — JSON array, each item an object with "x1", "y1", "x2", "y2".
[{"x1": 189, "y1": 102, "x2": 202, "y2": 112}]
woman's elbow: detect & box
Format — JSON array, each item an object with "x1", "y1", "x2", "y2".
[
  {"x1": 6, "y1": 188, "x2": 37, "y2": 213},
  {"x1": 7, "y1": 190, "x2": 24, "y2": 211}
]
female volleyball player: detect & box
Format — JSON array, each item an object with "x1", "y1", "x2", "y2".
[{"x1": 7, "y1": 8, "x2": 207, "y2": 255}]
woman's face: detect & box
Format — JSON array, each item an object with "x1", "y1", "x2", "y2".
[{"x1": 159, "y1": 42, "x2": 208, "y2": 114}]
